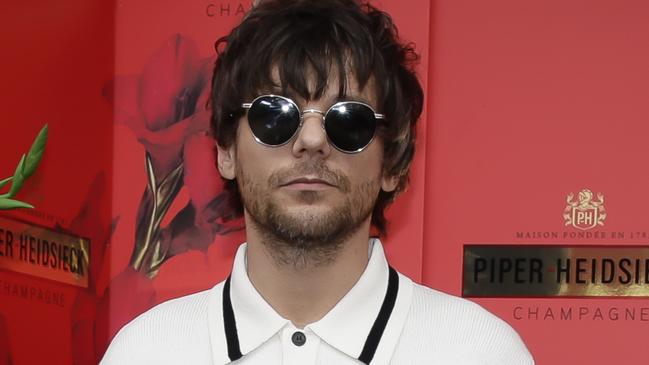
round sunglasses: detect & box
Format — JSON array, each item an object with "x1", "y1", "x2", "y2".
[{"x1": 241, "y1": 95, "x2": 384, "y2": 153}]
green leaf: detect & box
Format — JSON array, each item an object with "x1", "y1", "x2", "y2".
[
  {"x1": 0, "y1": 177, "x2": 11, "y2": 190},
  {"x1": 6, "y1": 154, "x2": 26, "y2": 198},
  {"x1": 0, "y1": 124, "x2": 47, "y2": 201},
  {"x1": 0, "y1": 198, "x2": 33, "y2": 210},
  {"x1": 23, "y1": 124, "x2": 48, "y2": 179}
]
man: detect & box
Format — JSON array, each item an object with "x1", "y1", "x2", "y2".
[{"x1": 101, "y1": 0, "x2": 535, "y2": 364}]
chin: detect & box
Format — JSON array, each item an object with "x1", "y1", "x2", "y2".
[{"x1": 281, "y1": 205, "x2": 334, "y2": 221}]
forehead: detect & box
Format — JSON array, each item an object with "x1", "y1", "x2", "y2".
[{"x1": 265, "y1": 63, "x2": 379, "y2": 106}]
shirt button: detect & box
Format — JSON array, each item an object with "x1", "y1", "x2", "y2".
[{"x1": 291, "y1": 331, "x2": 306, "y2": 346}]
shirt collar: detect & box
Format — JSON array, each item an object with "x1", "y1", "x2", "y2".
[
  {"x1": 209, "y1": 238, "x2": 413, "y2": 364},
  {"x1": 306, "y1": 238, "x2": 389, "y2": 359},
  {"x1": 229, "y1": 242, "x2": 289, "y2": 355}
]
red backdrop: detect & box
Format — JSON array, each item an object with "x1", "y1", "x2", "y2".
[{"x1": 424, "y1": 1, "x2": 649, "y2": 364}]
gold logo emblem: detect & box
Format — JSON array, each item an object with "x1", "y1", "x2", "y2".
[{"x1": 563, "y1": 189, "x2": 606, "y2": 230}]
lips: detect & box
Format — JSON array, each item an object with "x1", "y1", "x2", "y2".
[{"x1": 280, "y1": 177, "x2": 335, "y2": 187}]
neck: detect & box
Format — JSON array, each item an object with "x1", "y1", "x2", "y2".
[{"x1": 244, "y1": 217, "x2": 372, "y2": 329}]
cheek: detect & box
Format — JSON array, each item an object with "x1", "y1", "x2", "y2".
[
  {"x1": 234, "y1": 122, "x2": 290, "y2": 184},
  {"x1": 352, "y1": 140, "x2": 385, "y2": 178},
  {"x1": 234, "y1": 120, "x2": 266, "y2": 175},
  {"x1": 235, "y1": 146, "x2": 270, "y2": 185}
]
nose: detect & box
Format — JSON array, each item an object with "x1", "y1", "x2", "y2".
[{"x1": 291, "y1": 110, "x2": 331, "y2": 158}]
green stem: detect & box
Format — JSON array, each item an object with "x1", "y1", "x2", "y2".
[{"x1": 0, "y1": 176, "x2": 12, "y2": 190}]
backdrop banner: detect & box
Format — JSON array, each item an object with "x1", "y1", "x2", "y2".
[{"x1": 424, "y1": 1, "x2": 649, "y2": 364}]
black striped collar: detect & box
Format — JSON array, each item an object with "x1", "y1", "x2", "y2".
[{"x1": 209, "y1": 239, "x2": 411, "y2": 364}]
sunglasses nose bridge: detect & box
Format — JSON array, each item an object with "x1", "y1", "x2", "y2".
[
  {"x1": 292, "y1": 108, "x2": 331, "y2": 156},
  {"x1": 301, "y1": 109, "x2": 326, "y2": 124}
]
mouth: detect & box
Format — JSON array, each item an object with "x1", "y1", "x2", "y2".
[{"x1": 280, "y1": 177, "x2": 336, "y2": 190}]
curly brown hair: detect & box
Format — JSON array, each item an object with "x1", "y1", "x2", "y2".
[{"x1": 210, "y1": 0, "x2": 424, "y2": 236}]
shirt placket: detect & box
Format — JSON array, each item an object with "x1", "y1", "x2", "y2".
[{"x1": 280, "y1": 324, "x2": 320, "y2": 365}]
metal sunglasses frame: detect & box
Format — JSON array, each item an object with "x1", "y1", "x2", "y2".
[{"x1": 241, "y1": 94, "x2": 384, "y2": 154}]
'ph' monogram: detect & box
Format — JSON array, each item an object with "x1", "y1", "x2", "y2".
[{"x1": 563, "y1": 189, "x2": 606, "y2": 230}]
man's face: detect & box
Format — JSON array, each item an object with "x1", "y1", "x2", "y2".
[{"x1": 217, "y1": 68, "x2": 397, "y2": 262}]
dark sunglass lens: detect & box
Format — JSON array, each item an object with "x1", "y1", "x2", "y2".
[
  {"x1": 248, "y1": 96, "x2": 300, "y2": 145},
  {"x1": 325, "y1": 103, "x2": 376, "y2": 152}
]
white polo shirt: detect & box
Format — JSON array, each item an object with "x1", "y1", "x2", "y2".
[{"x1": 101, "y1": 239, "x2": 534, "y2": 364}]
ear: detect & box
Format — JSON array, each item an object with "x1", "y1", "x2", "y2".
[
  {"x1": 216, "y1": 142, "x2": 236, "y2": 180},
  {"x1": 381, "y1": 173, "x2": 399, "y2": 193}
]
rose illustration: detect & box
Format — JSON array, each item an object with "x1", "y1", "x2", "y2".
[
  {"x1": 104, "y1": 34, "x2": 243, "y2": 278},
  {"x1": 70, "y1": 34, "x2": 244, "y2": 365}
]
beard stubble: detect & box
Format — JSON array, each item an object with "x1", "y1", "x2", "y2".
[{"x1": 238, "y1": 160, "x2": 381, "y2": 269}]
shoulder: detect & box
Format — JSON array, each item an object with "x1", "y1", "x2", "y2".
[
  {"x1": 408, "y1": 283, "x2": 509, "y2": 330},
  {"x1": 116, "y1": 289, "x2": 211, "y2": 338},
  {"x1": 100, "y1": 285, "x2": 221, "y2": 364},
  {"x1": 395, "y1": 282, "x2": 535, "y2": 364}
]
